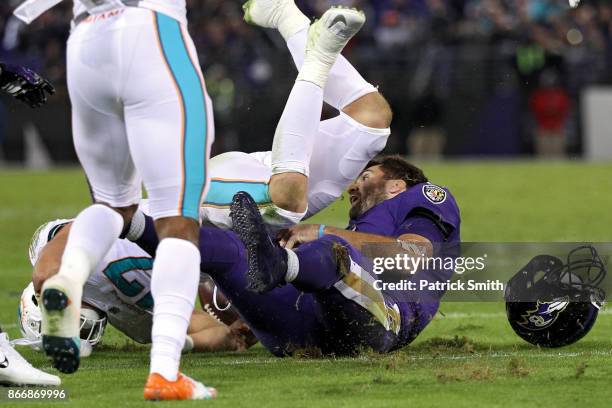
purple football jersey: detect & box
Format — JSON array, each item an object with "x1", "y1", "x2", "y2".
[
  {"x1": 347, "y1": 182, "x2": 461, "y2": 242},
  {"x1": 347, "y1": 182, "x2": 461, "y2": 347}
]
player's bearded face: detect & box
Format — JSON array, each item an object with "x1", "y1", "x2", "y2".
[{"x1": 348, "y1": 166, "x2": 388, "y2": 219}]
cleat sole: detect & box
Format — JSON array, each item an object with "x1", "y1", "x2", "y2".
[
  {"x1": 42, "y1": 288, "x2": 69, "y2": 311},
  {"x1": 230, "y1": 192, "x2": 273, "y2": 292},
  {"x1": 42, "y1": 335, "x2": 80, "y2": 374}
]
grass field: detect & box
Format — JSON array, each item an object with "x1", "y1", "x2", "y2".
[{"x1": 1, "y1": 161, "x2": 612, "y2": 407}]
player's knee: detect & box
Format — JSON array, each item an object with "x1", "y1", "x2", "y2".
[
  {"x1": 269, "y1": 174, "x2": 308, "y2": 213},
  {"x1": 154, "y1": 216, "x2": 200, "y2": 244},
  {"x1": 343, "y1": 92, "x2": 393, "y2": 129}
]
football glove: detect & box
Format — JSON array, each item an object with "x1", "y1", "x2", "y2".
[{"x1": 0, "y1": 63, "x2": 55, "y2": 108}]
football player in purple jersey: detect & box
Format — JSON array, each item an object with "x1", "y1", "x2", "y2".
[{"x1": 132, "y1": 156, "x2": 461, "y2": 356}]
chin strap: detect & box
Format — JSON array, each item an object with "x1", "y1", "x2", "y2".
[{"x1": 10, "y1": 337, "x2": 41, "y2": 348}]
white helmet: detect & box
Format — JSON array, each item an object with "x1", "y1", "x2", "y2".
[
  {"x1": 16, "y1": 283, "x2": 107, "y2": 354},
  {"x1": 28, "y1": 219, "x2": 73, "y2": 266},
  {"x1": 17, "y1": 283, "x2": 43, "y2": 350}
]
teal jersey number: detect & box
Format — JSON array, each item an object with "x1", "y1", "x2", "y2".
[{"x1": 102, "y1": 257, "x2": 154, "y2": 310}]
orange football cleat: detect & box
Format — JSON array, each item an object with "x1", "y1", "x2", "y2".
[{"x1": 144, "y1": 372, "x2": 217, "y2": 401}]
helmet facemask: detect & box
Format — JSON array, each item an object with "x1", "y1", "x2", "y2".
[
  {"x1": 555, "y1": 245, "x2": 606, "y2": 307},
  {"x1": 79, "y1": 307, "x2": 107, "y2": 347}
]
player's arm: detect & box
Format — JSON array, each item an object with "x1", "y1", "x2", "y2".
[
  {"x1": 0, "y1": 63, "x2": 55, "y2": 108},
  {"x1": 187, "y1": 309, "x2": 252, "y2": 353},
  {"x1": 278, "y1": 224, "x2": 433, "y2": 255},
  {"x1": 32, "y1": 224, "x2": 71, "y2": 293}
]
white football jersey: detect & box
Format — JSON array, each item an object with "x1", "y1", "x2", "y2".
[
  {"x1": 83, "y1": 239, "x2": 154, "y2": 344},
  {"x1": 29, "y1": 217, "x2": 157, "y2": 344},
  {"x1": 73, "y1": 0, "x2": 186, "y2": 24}
]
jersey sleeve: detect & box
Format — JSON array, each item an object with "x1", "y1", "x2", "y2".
[
  {"x1": 395, "y1": 214, "x2": 447, "y2": 242},
  {"x1": 392, "y1": 184, "x2": 460, "y2": 241}
]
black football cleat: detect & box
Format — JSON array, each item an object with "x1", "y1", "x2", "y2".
[{"x1": 230, "y1": 191, "x2": 288, "y2": 293}]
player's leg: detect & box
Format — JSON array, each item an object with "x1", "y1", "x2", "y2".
[
  {"x1": 267, "y1": 7, "x2": 366, "y2": 215},
  {"x1": 39, "y1": 25, "x2": 140, "y2": 374},
  {"x1": 286, "y1": 8, "x2": 392, "y2": 215},
  {"x1": 245, "y1": 2, "x2": 391, "y2": 217},
  {"x1": 290, "y1": 236, "x2": 399, "y2": 353},
  {"x1": 198, "y1": 227, "x2": 323, "y2": 356},
  {"x1": 244, "y1": 0, "x2": 385, "y2": 114},
  {"x1": 295, "y1": 236, "x2": 446, "y2": 353},
  {"x1": 128, "y1": 220, "x2": 322, "y2": 355},
  {"x1": 285, "y1": 13, "x2": 393, "y2": 209},
  {"x1": 246, "y1": 2, "x2": 389, "y2": 219},
  {"x1": 200, "y1": 152, "x2": 274, "y2": 229},
  {"x1": 120, "y1": 9, "x2": 214, "y2": 399},
  {"x1": 129, "y1": 151, "x2": 302, "y2": 238},
  {"x1": 292, "y1": 38, "x2": 391, "y2": 216}
]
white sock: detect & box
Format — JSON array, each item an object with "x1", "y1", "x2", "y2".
[
  {"x1": 287, "y1": 29, "x2": 377, "y2": 110},
  {"x1": 284, "y1": 248, "x2": 299, "y2": 283},
  {"x1": 277, "y1": 3, "x2": 310, "y2": 41},
  {"x1": 264, "y1": 205, "x2": 307, "y2": 230},
  {"x1": 271, "y1": 80, "x2": 323, "y2": 176},
  {"x1": 149, "y1": 238, "x2": 200, "y2": 381},
  {"x1": 58, "y1": 204, "x2": 123, "y2": 286},
  {"x1": 125, "y1": 209, "x2": 145, "y2": 241}
]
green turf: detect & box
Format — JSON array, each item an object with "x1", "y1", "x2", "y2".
[{"x1": 1, "y1": 162, "x2": 612, "y2": 407}]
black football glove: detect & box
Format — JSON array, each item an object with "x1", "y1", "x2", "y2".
[{"x1": 0, "y1": 63, "x2": 55, "y2": 108}]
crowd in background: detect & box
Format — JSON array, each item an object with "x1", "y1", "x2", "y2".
[{"x1": 2, "y1": 0, "x2": 612, "y2": 162}]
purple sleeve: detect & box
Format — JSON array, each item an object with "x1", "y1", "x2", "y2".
[
  {"x1": 134, "y1": 215, "x2": 159, "y2": 257},
  {"x1": 396, "y1": 215, "x2": 446, "y2": 243}
]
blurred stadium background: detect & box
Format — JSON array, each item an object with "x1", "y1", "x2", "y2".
[{"x1": 3, "y1": 0, "x2": 612, "y2": 166}]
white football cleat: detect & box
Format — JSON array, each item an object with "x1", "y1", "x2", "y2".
[
  {"x1": 296, "y1": 6, "x2": 366, "y2": 87},
  {"x1": 40, "y1": 273, "x2": 83, "y2": 374},
  {"x1": 0, "y1": 333, "x2": 61, "y2": 386},
  {"x1": 307, "y1": 6, "x2": 366, "y2": 60},
  {"x1": 242, "y1": 0, "x2": 310, "y2": 40}
]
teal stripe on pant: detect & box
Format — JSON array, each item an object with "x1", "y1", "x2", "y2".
[
  {"x1": 155, "y1": 12, "x2": 208, "y2": 220},
  {"x1": 204, "y1": 180, "x2": 271, "y2": 206}
]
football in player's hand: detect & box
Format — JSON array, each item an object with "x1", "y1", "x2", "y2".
[{"x1": 199, "y1": 274, "x2": 241, "y2": 326}]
